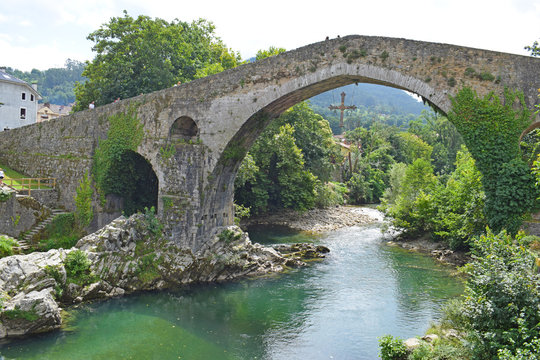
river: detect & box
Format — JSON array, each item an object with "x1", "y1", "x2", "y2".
[{"x1": 0, "y1": 208, "x2": 463, "y2": 359}]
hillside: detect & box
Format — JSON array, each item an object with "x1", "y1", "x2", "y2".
[
  {"x1": 4, "y1": 60, "x2": 85, "y2": 106},
  {"x1": 308, "y1": 83, "x2": 432, "y2": 133}
]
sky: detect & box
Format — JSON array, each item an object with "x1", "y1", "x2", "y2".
[{"x1": 1, "y1": 0, "x2": 539, "y2": 72}]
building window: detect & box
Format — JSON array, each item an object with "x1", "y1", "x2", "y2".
[
  {"x1": 20, "y1": 108, "x2": 26, "y2": 119},
  {"x1": 30, "y1": 94, "x2": 34, "y2": 101},
  {"x1": 22, "y1": 92, "x2": 26, "y2": 100}
]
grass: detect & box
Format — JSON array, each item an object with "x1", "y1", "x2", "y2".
[{"x1": 0, "y1": 163, "x2": 54, "y2": 190}]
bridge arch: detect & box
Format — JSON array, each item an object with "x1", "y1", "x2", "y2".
[{"x1": 170, "y1": 116, "x2": 199, "y2": 141}]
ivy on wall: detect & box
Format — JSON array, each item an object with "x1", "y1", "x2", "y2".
[
  {"x1": 74, "y1": 171, "x2": 94, "y2": 228},
  {"x1": 92, "y1": 104, "x2": 157, "y2": 215},
  {"x1": 448, "y1": 87, "x2": 537, "y2": 233}
]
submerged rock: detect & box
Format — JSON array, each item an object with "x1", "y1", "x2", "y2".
[{"x1": 0, "y1": 214, "x2": 330, "y2": 340}]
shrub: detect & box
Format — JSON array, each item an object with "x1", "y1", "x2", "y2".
[
  {"x1": 0, "y1": 235, "x2": 18, "y2": 258},
  {"x1": 39, "y1": 213, "x2": 81, "y2": 250},
  {"x1": 461, "y1": 230, "x2": 540, "y2": 359},
  {"x1": 0, "y1": 188, "x2": 13, "y2": 202},
  {"x1": 314, "y1": 181, "x2": 346, "y2": 208},
  {"x1": 64, "y1": 250, "x2": 97, "y2": 286},
  {"x1": 378, "y1": 335, "x2": 408, "y2": 360},
  {"x1": 143, "y1": 206, "x2": 162, "y2": 236}
]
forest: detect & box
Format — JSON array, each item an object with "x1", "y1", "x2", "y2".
[{"x1": 4, "y1": 59, "x2": 85, "y2": 105}]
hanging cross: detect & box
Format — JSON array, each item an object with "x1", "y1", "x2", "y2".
[{"x1": 328, "y1": 91, "x2": 357, "y2": 129}]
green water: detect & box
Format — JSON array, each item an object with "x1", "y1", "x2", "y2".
[{"x1": 0, "y1": 213, "x2": 463, "y2": 359}]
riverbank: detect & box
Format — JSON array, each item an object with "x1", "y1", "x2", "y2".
[
  {"x1": 385, "y1": 234, "x2": 470, "y2": 267},
  {"x1": 0, "y1": 214, "x2": 329, "y2": 340},
  {"x1": 243, "y1": 205, "x2": 470, "y2": 267},
  {"x1": 241, "y1": 205, "x2": 379, "y2": 233}
]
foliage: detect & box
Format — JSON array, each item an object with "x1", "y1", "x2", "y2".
[
  {"x1": 381, "y1": 158, "x2": 438, "y2": 237},
  {"x1": 525, "y1": 40, "x2": 540, "y2": 57},
  {"x1": 381, "y1": 163, "x2": 407, "y2": 205},
  {"x1": 408, "y1": 111, "x2": 464, "y2": 175},
  {"x1": 233, "y1": 203, "x2": 250, "y2": 225},
  {"x1": 430, "y1": 148, "x2": 486, "y2": 249},
  {"x1": 74, "y1": 172, "x2": 94, "y2": 229},
  {"x1": 0, "y1": 235, "x2": 18, "y2": 258},
  {"x1": 38, "y1": 213, "x2": 82, "y2": 251},
  {"x1": 272, "y1": 124, "x2": 317, "y2": 211},
  {"x1": 255, "y1": 46, "x2": 286, "y2": 60},
  {"x1": 460, "y1": 230, "x2": 540, "y2": 359},
  {"x1": 378, "y1": 335, "x2": 408, "y2": 360},
  {"x1": 0, "y1": 188, "x2": 13, "y2": 202},
  {"x1": 235, "y1": 103, "x2": 334, "y2": 214},
  {"x1": 218, "y1": 228, "x2": 241, "y2": 243},
  {"x1": 314, "y1": 181, "x2": 347, "y2": 208},
  {"x1": 2, "y1": 306, "x2": 39, "y2": 322},
  {"x1": 74, "y1": 11, "x2": 241, "y2": 110},
  {"x1": 64, "y1": 250, "x2": 97, "y2": 286},
  {"x1": 93, "y1": 104, "x2": 157, "y2": 215},
  {"x1": 393, "y1": 132, "x2": 433, "y2": 164},
  {"x1": 143, "y1": 206, "x2": 162, "y2": 236},
  {"x1": 64, "y1": 249, "x2": 97, "y2": 286},
  {"x1": 448, "y1": 88, "x2": 536, "y2": 234},
  {"x1": 279, "y1": 102, "x2": 339, "y2": 182}
]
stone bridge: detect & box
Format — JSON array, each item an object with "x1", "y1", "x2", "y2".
[{"x1": 1, "y1": 35, "x2": 539, "y2": 251}]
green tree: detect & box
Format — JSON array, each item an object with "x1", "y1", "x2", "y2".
[
  {"x1": 74, "y1": 11, "x2": 241, "y2": 110},
  {"x1": 461, "y1": 230, "x2": 540, "y2": 359},
  {"x1": 279, "y1": 102, "x2": 339, "y2": 181},
  {"x1": 408, "y1": 111, "x2": 463, "y2": 174},
  {"x1": 255, "y1": 46, "x2": 286, "y2": 60},
  {"x1": 525, "y1": 39, "x2": 540, "y2": 57},
  {"x1": 272, "y1": 124, "x2": 317, "y2": 211},
  {"x1": 430, "y1": 147, "x2": 486, "y2": 249},
  {"x1": 382, "y1": 158, "x2": 438, "y2": 237}
]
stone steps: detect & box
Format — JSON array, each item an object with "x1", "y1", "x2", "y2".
[{"x1": 15, "y1": 209, "x2": 68, "y2": 251}]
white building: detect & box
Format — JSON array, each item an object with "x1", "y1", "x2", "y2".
[{"x1": 0, "y1": 68, "x2": 41, "y2": 131}]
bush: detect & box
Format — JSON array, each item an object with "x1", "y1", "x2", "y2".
[
  {"x1": 0, "y1": 235, "x2": 18, "y2": 257},
  {"x1": 64, "y1": 250, "x2": 96, "y2": 286},
  {"x1": 461, "y1": 230, "x2": 540, "y2": 359},
  {"x1": 314, "y1": 181, "x2": 346, "y2": 208},
  {"x1": 38, "y1": 213, "x2": 82, "y2": 250},
  {"x1": 0, "y1": 188, "x2": 13, "y2": 202},
  {"x1": 379, "y1": 335, "x2": 408, "y2": 360},
  {"x1": 143, "y1": 206, "x2": 162, "y2": 236}
]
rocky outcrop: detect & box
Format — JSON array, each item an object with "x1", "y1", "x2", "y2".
[{"x1": 0, "y1": 213, "x2": 329, "y2": 340}]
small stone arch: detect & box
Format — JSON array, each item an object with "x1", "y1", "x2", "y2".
[{"x1": 170, "y1": 116, "x2": 199, "y2": 141}]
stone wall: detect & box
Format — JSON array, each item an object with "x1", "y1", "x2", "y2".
[{"x1": 0, "y1": 194, "x2": 50, "y2": 237}]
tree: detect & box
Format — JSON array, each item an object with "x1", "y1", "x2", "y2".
[
  {"x1": 525, "y1": 40, "x2": 540, "y2": 57},
  {"x1": 234, "y1": 103, "x2": 332, "y2": 214},
  {"x1": 74, "y1": 11, "x2": 241, "y2": 110},
  {"x1": 255, "y1": 46, "x2": 286, "y2": 60}
]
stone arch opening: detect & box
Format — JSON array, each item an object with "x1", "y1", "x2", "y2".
[
  {"x1": 206, "y1": 77, "x2": 445, "y2": 235},
  {"x1": 170, "y1": 116, "x2": 199, "y2": 141},
  {"x1": 103, "y1": 150, "x2": 158, "y2": 216}
]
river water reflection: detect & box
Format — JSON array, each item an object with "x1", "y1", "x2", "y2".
[{"x1": 0, "y1": 210, "x2": 463, "y2": 359}]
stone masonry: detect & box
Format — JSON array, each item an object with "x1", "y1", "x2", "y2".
[{"x1": 0, "y1": 35, "x2": 539, "y2": 251}]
